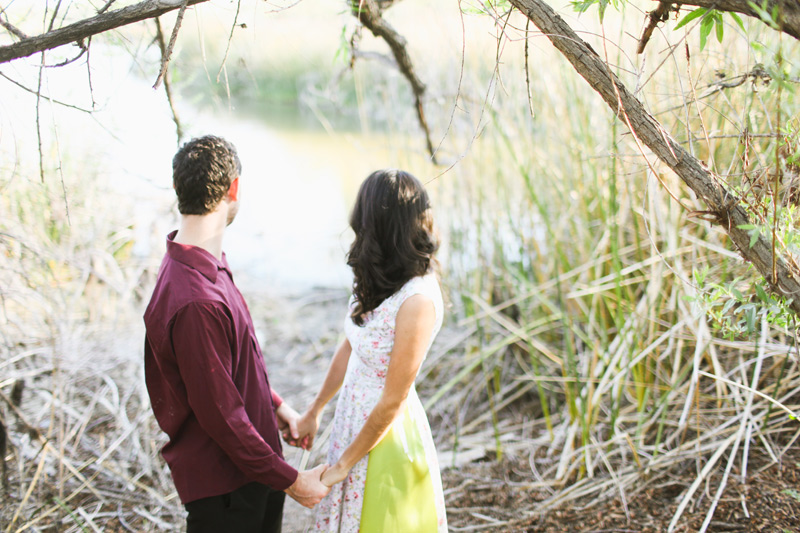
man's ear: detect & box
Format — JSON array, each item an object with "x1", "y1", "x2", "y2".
[{"x1": 228, "y1": 177, "x2": 240, "y2": 202}]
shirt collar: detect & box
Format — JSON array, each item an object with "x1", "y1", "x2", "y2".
[{"x1": 166, "y1": 230, "x2": 230, "y2": 283}]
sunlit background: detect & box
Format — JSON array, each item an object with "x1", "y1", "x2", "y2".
[{"x1": 2, "y1": 1, "x2": 799, "y2": 531}]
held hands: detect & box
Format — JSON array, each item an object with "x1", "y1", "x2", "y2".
[
  {"x1": 275, "y1": 403, "x2": 302, "y2": 444},
  {"x1": 284, "y1": 464, "x2": 330, "y2": 509},
  {"x1": 280, "y1": 407, "x2": 320, "y2": 451},
  {"x1": 320, "y1": 462, "x2": 349, "y2": 487}
]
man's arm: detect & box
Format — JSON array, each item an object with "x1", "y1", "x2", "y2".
[
  {"x1": 172, "y1": 302, "x2": 329, "y2": 506},
  {"x1": 172, "y1": 301, "x2": 299, "y2": 489}
]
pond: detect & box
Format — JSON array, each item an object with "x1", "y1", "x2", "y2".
[{"x1": 0, "y1": 0, "x2": 504, "y2": 294}]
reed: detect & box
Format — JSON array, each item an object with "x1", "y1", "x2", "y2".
[
  {"x1": 0, "y1": 172, "x2": 184, "y2": 531},
  {"x1": 420, "y1": 6, "x2": 800, "y2": 528}
]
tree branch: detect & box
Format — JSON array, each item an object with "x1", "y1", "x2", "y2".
[
  {"x1": 0, "y1": 0, "x2": 210, "y2": 65},
  {"x1": 638, "y1": 1, "x2": 674, "y2": 54},
  {"x1": 0, "y1": 14, "x2": 28, "y2": 41},
  {"x1": 509, "y1": 0, "x2": 800, "y2": 314},
  {"x1": 154, "y1": 18, "x2": 184, "y2": 142},
  {"x1": 152, "y1": 0, "x2": 188, "y2": 90},
  {"x1": 669, "y1": 0, "x2": 800, "y2": 41},
  {"x1": 351, "y1": 0, "x2": 438, "y2": 163},
  {"x1": 0, "y1": 71, "x2": 94, "y2": 112}
]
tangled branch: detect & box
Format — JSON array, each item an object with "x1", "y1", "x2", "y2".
[
  {"x1": 0, "y1": 0, "x2": 210, "y2": 65},
  {"x1": 509, "y1": 0, "x2": 800, "y2": 316}
]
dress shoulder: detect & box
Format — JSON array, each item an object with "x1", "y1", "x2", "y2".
[{"x1": 394, "y1": 274, "x2": 443, "y2": 320}]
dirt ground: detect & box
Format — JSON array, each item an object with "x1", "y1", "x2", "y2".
[{"x1": 441, "y1": 446, "x2": 800, "y2": 532}]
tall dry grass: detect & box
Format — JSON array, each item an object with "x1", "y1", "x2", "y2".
[
  {"x1": 415, "y1": 4, "x2": 800, "y2": 530},
  {"x1": 0, "y1": 172, "x2": 184, "y2": 531}
]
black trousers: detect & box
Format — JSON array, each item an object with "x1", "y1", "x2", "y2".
[{"x1": 185, "y1": 482, "x2": 285, "y2": 533}]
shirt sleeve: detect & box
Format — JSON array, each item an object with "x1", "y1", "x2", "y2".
[{"x1": 171, "y1": 301, "x2": 298, "y2": 490}]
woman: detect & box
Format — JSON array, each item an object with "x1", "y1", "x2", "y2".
[{"x1": 293, "y1": 169, "x2": 448, "y2": 532}]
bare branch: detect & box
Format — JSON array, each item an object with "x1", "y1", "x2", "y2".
[
  {"x1": 0, "y1": 0, "x2": 211, "y2": 65},
  {"x1": 154, "y1": 18, "x2": 184, "y2": 142},
  {"x1": 509, "y1": 0, "x2": 800, "y2": 315},
  {"x1": 47, "y1": 1, "x2": 65, "y2": 33},
  {"x1": 638, "y1": 1, "x2": 674, "y2": 54},
  {"x1": 47, "y1": 43, "x2": 88, "y2": 68},
  {"x1": 351, "y1": 0, "x2": 438, "y2": 163},
  {"x1": 153, "y1": 0, "x2": 188, "y2": 90},
  {"x1": 0, "y1": 14, "x2": 28, "y2": 41},
  {"x1": 215, "y1": 0, "x2": 242, "y2": 83},
  {"x1": 36, "y1": 52, "x2": 45, "y2": 183},
  {"x1": 98, "y1": 1, "x2": 119, "y2": 15},
  {"x1": 0, "y1": 72, "x2": 94, "y2": 112}
]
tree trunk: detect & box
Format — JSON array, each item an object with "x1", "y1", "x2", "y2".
[
  {"x1": 509, "y1": 0, "x2": 800, "y2": 315},
  {"x1": 0, "y1": 0, "x2": 210, "y2": 65}
]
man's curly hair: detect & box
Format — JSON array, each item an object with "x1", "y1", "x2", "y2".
[{"x1": 172, "y1": 135, "x2": 242, "y2": 215}]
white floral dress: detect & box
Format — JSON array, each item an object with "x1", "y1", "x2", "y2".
[{"x1": 313, "y1": 274, "x2": 448, "y2": 532}]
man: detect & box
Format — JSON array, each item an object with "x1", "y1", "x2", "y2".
[{"x1": 144, "y1": 135, "x2": 328, "y2": 532}]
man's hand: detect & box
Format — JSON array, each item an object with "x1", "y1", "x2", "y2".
[
  {"x1": 284, "y1": 464, "x2": 330, "y2": 509},
  {"x1": 293, "y1": 410, "x2": 320, "y2": 450},
  {"x1": 279, "y1": 404, "x2": 320, "y2": 450},
  {"x1": 276, "y1": 403, "x2": 302, "y2": 445},
  {"x1": 320, "y1": 461, "x2": 349, "y2": 487}
]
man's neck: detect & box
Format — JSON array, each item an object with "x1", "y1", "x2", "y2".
[{"x1": 174, "y1": 210, "x2": 228, "y2": 260}]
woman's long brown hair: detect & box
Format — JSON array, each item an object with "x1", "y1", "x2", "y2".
[{"x1": 347, "y1": 169, "x2": 439, "y2": 326}]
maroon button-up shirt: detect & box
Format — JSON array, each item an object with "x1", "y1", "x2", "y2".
[{"x1": 144, "y1": 231, "x2": 298, "y2": 503}]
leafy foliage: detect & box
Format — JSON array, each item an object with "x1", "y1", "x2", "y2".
[
  {"x1": 461, "y1": 0, "x2": 513, "y2": 16},
  {"x1": 674, "y1": 7, "x2": 745, "y2": 49},
  {"x1": 782, "y1": 489, "x2": 800, "y2": 503},
  {"x1": 748, "y1": 0, "x2": 785, "y2": 31},
  {"x1": 571, "y1": 0, "x2": 622, "y2": 22}
]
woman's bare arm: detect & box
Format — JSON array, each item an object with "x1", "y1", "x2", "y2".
[
  {"x1": 290, "y1": 338, "x2": 352, "y2": 449},
  {"x1": 320, "y1": 294, "x2": 436, "y2": 485}
]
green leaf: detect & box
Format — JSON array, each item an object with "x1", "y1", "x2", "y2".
[
  {"x1": 715, "y1": 17, "x2": 724, "y2": 42},
  {"x1": 783, "y1": 489, "x2": 800, "y2": 503},
  {"x1": 730, "y1": 12, "x2": 746, "y2": 33},
  {"x1": 674, "y1": 7, "x2": 707, "y2": 30},
  {"x1": 699, "y1": 15, "x2": 714, "y2": 50},
  {"x1": 463, "y1": 0, "x2": 513, "y2": 14},
  {"x1": 571, "y1": 0, "x2": 615, "y2": 21},
  {"x1": 693, "y1": 266, "x2": 709, "y2": 286},
  {"x1": 750, "y1": 229, "x2": 760, "y2": 248},
  {"x1": 333, "y1": 26, "x2": 349, "y2": 64},
  {"x1": 722, "y1": 298, "x2": 737, "y2": 315},
  {"x1": 748, "y1": 0, "x2": 780, "y2": 29},
  {"x1": 755, "y1": 284, "x2": 769, "y2": 303},
  {"x1": 739, "y1": 224, "x2": 761, "y2": 248},
  {"x1": 461, "y1": 2, "x2": 488, "y2": 15},
  {"x1": 745, "y1": 306, "x2": 757, "y2": 333}
]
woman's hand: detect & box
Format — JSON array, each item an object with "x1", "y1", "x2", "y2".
[
  {"x1": 320, "y1": 462, "x2": 349, "y2": 487},
  {"x1": 278, "y1": 404, "x2": 320, "y2": 450}
]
